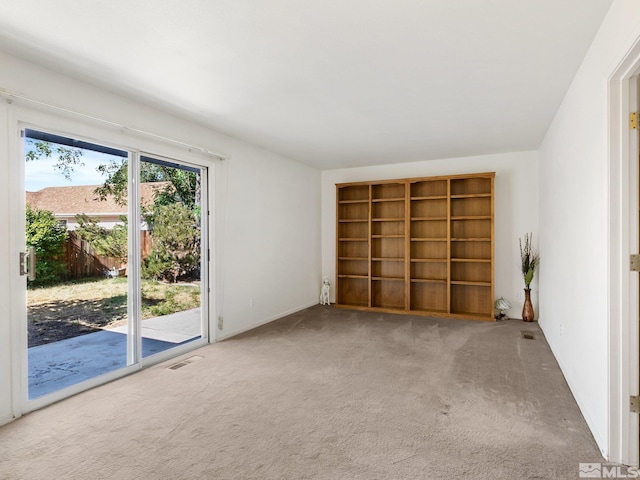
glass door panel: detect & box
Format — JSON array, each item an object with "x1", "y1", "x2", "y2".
[
  {"x1": 139, "y1": 156, "x2": 204, "y2": 359},
  {"x1": 24, "y1": 129, "x2": 132, "y2": 400}
]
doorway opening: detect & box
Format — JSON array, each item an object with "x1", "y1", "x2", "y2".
[{"x1": 610, "y1": 55, "x2": 640, "y2": 464}]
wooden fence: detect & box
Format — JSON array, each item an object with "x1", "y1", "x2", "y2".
[{"x1": 63, "y1": 231, "x2": 151, "y2": 280}]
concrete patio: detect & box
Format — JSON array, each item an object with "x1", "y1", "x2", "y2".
[{"x1": 28, "y1": 308, "x2": 202, "y2": 399}]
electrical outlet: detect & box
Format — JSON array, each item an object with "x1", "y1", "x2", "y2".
[
  {"x1": 218, "y1": 315, "x2": 223, "y2": 330},
  {"x1": 249, "y1": 298, "x2": 254, "y2": 309},
  {"x1": 560, "y1": 324, "x2": 564, "y2": 336}
]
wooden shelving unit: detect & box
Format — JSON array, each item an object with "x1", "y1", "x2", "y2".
[
  {"x1": 370, "y1": 182, "x2": 407, "y2": 310},
  {"x1": 335, "y1": 172, "x2": 495, "y2": 321},
  {"x1": 336, "y1": 184, "x2": 370, "y2": 307}
]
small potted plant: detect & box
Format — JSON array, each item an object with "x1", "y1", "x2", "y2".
[{"x1": 520, "y1": 233, "x2": 539, "y2": 322}]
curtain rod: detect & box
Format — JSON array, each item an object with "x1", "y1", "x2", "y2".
[{"x1": 0, "y1": 88, "x2": 227, "y2": 161}]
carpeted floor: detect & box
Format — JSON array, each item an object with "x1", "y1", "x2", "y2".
[{"x1": 0, "y1": 305, "x2": 604, "y2": 479}]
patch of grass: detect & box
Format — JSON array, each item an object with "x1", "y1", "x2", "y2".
[
  {"x1": 143, "y1": 282, "x2": 201, "y2": 319},
  {"x1": 28, "y1": 277, "x2": 128, "y2": 304},
  {"x1": 27, "y1": 277, "x2": 201, "y2": 347}
]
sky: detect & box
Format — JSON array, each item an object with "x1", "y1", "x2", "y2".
[{"x1": 25, "y1": 144, "x2": 126, "y2": 192}]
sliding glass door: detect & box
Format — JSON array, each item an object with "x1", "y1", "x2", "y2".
[
  {"x1": 137, "y1": 155, "x2": 205, "y2": 359},
  {"x1": 22, "y1": 127, "x2": 207, "y2": 403}
]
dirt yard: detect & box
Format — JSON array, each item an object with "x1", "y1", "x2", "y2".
[{"x1": 27, "y1": 277, "x2": 200, "y2": 347}]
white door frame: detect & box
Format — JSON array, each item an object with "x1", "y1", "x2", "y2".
[
  {"x1": 7, "y1": 101, "x2": 215, "y2": 417},
  {"x1": 608, "y1": 39, "x2": 640, "y2": 465}
]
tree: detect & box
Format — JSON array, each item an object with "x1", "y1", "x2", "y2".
[
  {"x1": 25, "y1": 139, "x2": 84, "y2": 180},
  {"x1": 25, "y1": 205, "x2": 68, "y2": 285},
  {"x1": 94, "y1": 159, "x2": 200, "y2": 210},
  {"x1": 142, "y1": 203, "x2": 200, "y2": 282},
  {"x1": 94, "y1": 159, "x2": 203, "y2": 282},
  {"x1": 94, "y1": 158, "x2": 129, "y2": 206}
]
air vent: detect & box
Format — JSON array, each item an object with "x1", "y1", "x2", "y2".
[
  {"x1": 167, "y1": 355, "x2": 204, "y2": 370},
  {"x1": 521, "y1": 331, "x2": 536, "y2": 340},
  {"x1": 167, "y1": 362, "x2": 188, "y2": 370}
]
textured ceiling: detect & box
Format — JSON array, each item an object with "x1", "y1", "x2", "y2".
[{"x1": 0, "y1": 0, "x2": 613, "y2": 169}]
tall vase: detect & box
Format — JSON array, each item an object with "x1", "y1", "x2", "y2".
[{"x1": 522, "y1": 288, "x2": 535, "y2": 322}]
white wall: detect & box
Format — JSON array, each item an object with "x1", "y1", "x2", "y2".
[
  {"x1": 216, "y1": 141, "x2": 322, "y2": 340},
  {"x1": 0, "y1": 51, "x2": 321, "y2": 423},
  {"x1": 0, "y1": 82, "x2": 12, "y2": 425},
  {"x1": 321, "y1": 151, "x2": 539, "y2": 317},
  {"x1": 538, "y1": 0, "x2": 640, "y2": 460}
]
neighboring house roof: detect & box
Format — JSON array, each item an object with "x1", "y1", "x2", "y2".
[{"x1": 26, "y1": 182, "x2": 172, "y2": 216}]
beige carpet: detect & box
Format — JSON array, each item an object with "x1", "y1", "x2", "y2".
[{"x1": 0, "y1": 305, "x2": 604, "y2": 479}]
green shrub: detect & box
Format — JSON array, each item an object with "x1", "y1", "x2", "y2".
[
  {"x1": 26, "y1": 205, "x2": 68, "y2": 285},
  {"x1": 142, "y1": 203, "x2": 200, "y2": 282}
]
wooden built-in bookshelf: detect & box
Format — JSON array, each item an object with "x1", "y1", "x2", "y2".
[{"x1": 335, "y1": 172, "x2": 495, "y2": 321}]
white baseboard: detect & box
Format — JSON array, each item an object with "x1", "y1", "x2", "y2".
[
  {"x1": 216, "y1": 301, "x2": 319, "y2": 342},
  {"x1": 0, "y1": 413, "x2": 16, "y2": 427},
  {"x1": 538, "y1": 320, "x2": 606, "y2": 459}
]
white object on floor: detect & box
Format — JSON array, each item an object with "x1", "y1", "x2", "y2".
[{"x1": 320, "y1": 276, "x2": 331, "y2": 305}]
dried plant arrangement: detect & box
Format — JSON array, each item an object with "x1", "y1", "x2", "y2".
[{"x1": 519, "y1": 232, "x2": 539, "y2": 290}]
